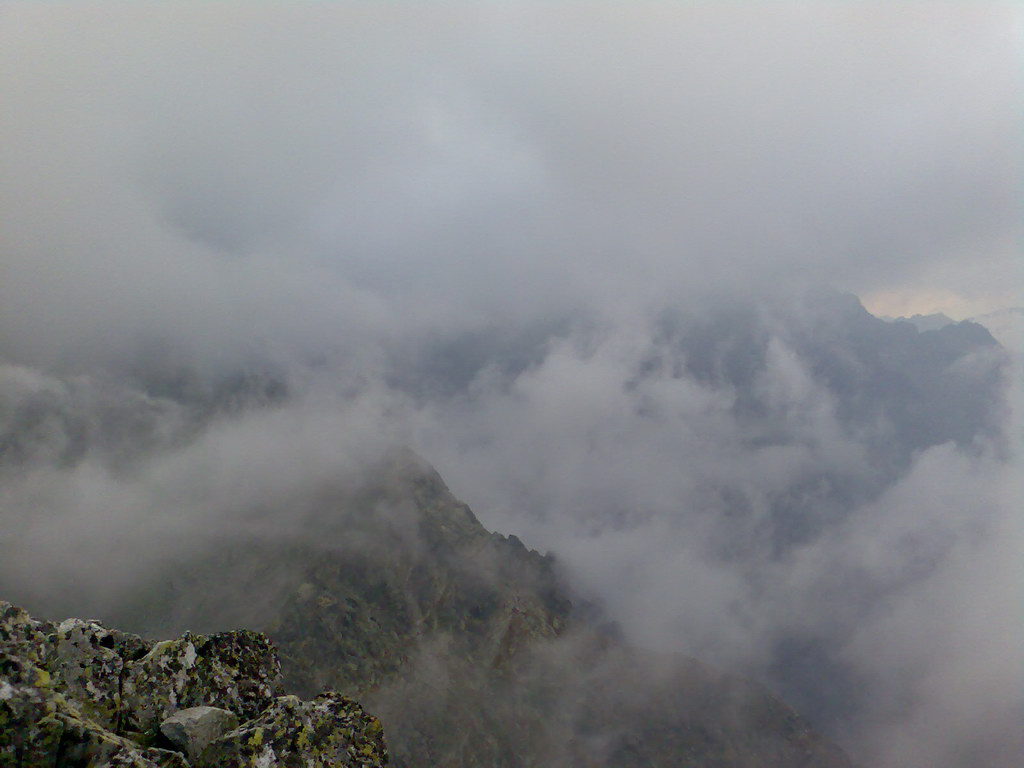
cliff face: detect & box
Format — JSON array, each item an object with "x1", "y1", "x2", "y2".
[{"x1": 0, "y1": 602, "x2": 387, "y2": 768}]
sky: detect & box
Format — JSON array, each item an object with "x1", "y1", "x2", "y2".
[
  {"x1": 1, "y1": 4, "x2": 1023, "y2": 767},
  {"x1": 1, "y1": 3, "x2": 1021, "y2": 374}
]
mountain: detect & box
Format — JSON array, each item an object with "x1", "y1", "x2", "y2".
[
  {"x1": 1, "y1": 449, "x2": 852, "y2": 767},
  {"x1": 884, "y1": 306, "x2": 1022, "y2": 353},
  {"x1": 884, "y1": 312, "x2": 954, "y2": 332},
  {"x1": 645, "y1": 293, "x2": 1005, "y2": 545},
  {"x1": 274, "y1": 452, "x2": 851, "y2": 767},
  {"x1": 0, "y1": 289, "x2": 1011, "y2": 766}
]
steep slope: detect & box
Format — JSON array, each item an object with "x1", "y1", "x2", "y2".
[{"x1": 49, "y1": 449, "x2": 851, "y2": 768}]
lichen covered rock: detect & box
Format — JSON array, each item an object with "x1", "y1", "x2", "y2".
[
  {"x1": 120, "y1": 629, "x2": 282, "y2": 737},
  {"x1": 0, "y1": 601, "x2": 388, "y2": 768},
  {"x1": 0, "y1": 650, "x2": 187, "y2": 768},
  {"x1": 196, "y1": 692, "x2": 388, "y2": 768},
  {"x1": 159, "y1": 706, "x2": 239, "y2": 761},
  {"x1": 0, "y1": 602, "x2": 55, "y2": 664},
  {"x1": 47, "y1": 618, "x2": 134, "y2": 731},
  {"x1": 0, "y1": 652, "x2": 63, "y2": 767},
  {"x1": 43, "y1": 705, "x2": 190, "y2": 768}
]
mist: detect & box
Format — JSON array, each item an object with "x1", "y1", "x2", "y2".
[{"x1": 1, "y1": 4, "x2": 1021, "y2": 767}]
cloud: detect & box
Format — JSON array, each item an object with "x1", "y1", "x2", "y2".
[
  {"x1": 403, "y1": 302, "x2": 1018, "y2": 765},
  {"x1": 0, "y1": 5, "x2": 1021, "y2": 766},
  {"x1": 1, "y1": 4, "x2": 1019, "y2": 371},
  {"x1": 0, "y1": 303, "x2": 1017, "y2": 766},
  {"x1": 831, "y1": 443, "x2": 1023, "y2": 766}
]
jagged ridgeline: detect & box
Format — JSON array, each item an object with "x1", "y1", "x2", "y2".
[{"x1": 3, "y1": 449, "x2": 852, "y2": 767}]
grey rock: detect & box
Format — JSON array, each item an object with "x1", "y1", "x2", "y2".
[
  {"x1": 1, "y1": 601, "x2": 388, "y2": 768},
  {"x1": 120, "y1": 629, "x2": 282, "y2": 738},
  {"x1": 196, "y1": 692, "x2": 387, "y2": 768},
  {"x1": 0, "y1": 648, "x2": 186, "y2": 768},
  {"x1": 47, "y1": 618, "x2": 128, "y2": 731},
  {"x1": 159, "y1": 705, "x2": 239, "y2": 761},
  {"x1": 0, "y1": 601, "x2": 55, "y2": 663}
]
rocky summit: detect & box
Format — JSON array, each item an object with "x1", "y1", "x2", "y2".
[{"x1": 0, "y1": 601, "x2": 388, "y2": 768}]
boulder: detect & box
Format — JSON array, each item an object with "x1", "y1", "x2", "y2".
[
  {"x1": 196, "y1": 692, "x2": 388, "y2": 768},
  {"x1": 0, "y1": 601, "x2": 55, "y2": 664},
  {"x1": 0, "y1": 649, "x2": 186, "y2": 768},
  {"x1": 159, "y1": 706, "x2": 239, "y2": 761},
  {"x1": 0, "y1": 652, "x2": 63, "y2": 767},
  {"x1": 46, "y1": 619, "x2": 130, "y2": 731},
  {"x1": 120, "y1": 629, "x2": 282, "y2": 738},
  {"x1": 46, "y1": 705, "x2": 189, "y2": 768}
]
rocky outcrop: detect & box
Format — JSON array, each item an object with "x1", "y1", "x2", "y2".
[
  {"x1": 197, "y1": 693, "x2": 387, "y2": 768},
  {"x1": 119, "y1": 629, "x2": 281, "y2": 738},
  {"x1": 159, "y1": 706, "x2": 238, "y2": 762},
  {"x1": 0, "y1": 601, "x2": 388, "y2": 767}
]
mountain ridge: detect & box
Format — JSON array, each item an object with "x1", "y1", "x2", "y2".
[{"x1": 20, "y1": 449, "x2": 852, "y2": 767}]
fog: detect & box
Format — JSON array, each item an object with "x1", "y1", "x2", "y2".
[{"x1": 1, "y1": 4, "x2": 1021, "y2": 767}]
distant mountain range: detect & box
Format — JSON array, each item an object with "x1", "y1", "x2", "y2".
[
  {"x1": 884, "y1": 312, "x2": 956, "y2": 332},
  {"x1": 0, "y1": 290, "x2": 1014, "y2": 766},
  {"x1": 885, "y1": 306, "x2": 1023, "y2": 350}
]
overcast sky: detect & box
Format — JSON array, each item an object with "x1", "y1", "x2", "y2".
[{"x1": 1, "y1": 3, "x2": 1021, "y2": 371}]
